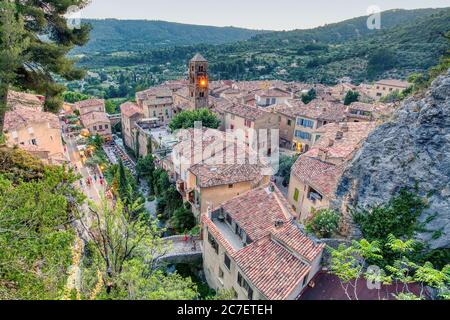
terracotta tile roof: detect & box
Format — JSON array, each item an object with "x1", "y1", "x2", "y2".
[
  {"x1": 233, "y1": 235, "x2": 311, "y2": 300},
  {"x1": 347, "y1": 102, "x2": 375, "y2": 112},
  {"x1": 191, "y1": 53, "x2": 207, "y2": 62},
  {"x1": 80, "y1": 111, "x2": 110, "y2": 127},
  {"x1": 256, "y1": 88, "x2": 291, "y2": 98},
  {"x1": 267, "y1": 102, "x2": 306, "y2": 118},
  {"x1": 203, "y1": 185, "x2": 324, "y2": 300},
  {"x1": 221, "y1": 186, "x2": 292, "y2": 241},
  {"x1": 375, "y1": 79, "x2": 409, "y2": 88},
  {"x1": 136, "y1": 86, "x2": 173, "y2": 101},
  {"x1": 4, "y1": 105, "x2": 61, "y2": 132},
  {"x1": 224, "y1": 104, "x2": 269, "y2": 121},
  {"x1": 271, "y1": 222, "x2": 325, "y2": 262},
  {"x1": 311, "y1": 122, "x2": 377, "y2": 160},
  {"x1": 286, "y1": 99, "x2": 346, "y2": 122},
  {"x1": 7, "y1": 90, "x2": 45, "y2": 110},
  {"x1": 292, "y1": 156, "x2": 344, "y2": 199},
  {"x1": 120, "y1": 102, "x2": 142, "y2": 118},
  {"x1": 189, "y1": 164, "x2": 264, "y2": 188},
  {"x1": 75, "y1": 98, "x2": 105, "y2": 109}
]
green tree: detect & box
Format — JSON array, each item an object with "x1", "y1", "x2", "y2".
[
  {"x1": 136, "y1": 154, "x2": 155, "y2": 180},
  {"x1": 0, "y1": 149, "x2": 85, "y2": 299},
  {"x1": 117, "y1": 160, "x2": 131, "y2": 204},
  {"x1": 0, "y1": 2, "x2": 28, "y2": 135},
  {"x1": 0, "y1": 0, "x2": 91, "y2": 131},
  {"x1": 278, "y1": 154, "x2": 299, "y2": 186},
  {"x1": 366, "y1": 48, "x2": 397, "y2": 78},
  {"x1": 301, "y1": 88, "x2": 316, "y2": 104},
  {"x1": 306, "y1": 209, "x2": 341, "y2": 238},
  {"x1": 329, "y1": 237, "x2": 449, "y2": 300},
  {"x1": 352, "y1": 189, "x2": 427, "y2": 241},
  {"x1": 169, "y1": 205, "x2": 196, "y2": 233},
  {"x1": 62, "y1": 91, "x2": 91, "y2": 103},
  {"x1": 343, "y1": 90, "x2": 359, "y2": 105},
  {"x1": 80, "y1": 197, "x2": 198, "y2": 299},
  {"x1": 169, "y1": 108, "x2": 220, "y2": 131}
]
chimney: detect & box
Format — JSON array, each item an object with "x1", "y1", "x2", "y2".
[
  {"x1": 268, "y1": 183, "x2": 275, "y2": 193},
  {"x1": 340, "y1": 123, "x2": 349, "y2": 132},
  {"x1": 317, "y1": 148, "x2": 328, "y2": 162},
  {"x1": 335, "y1": 131, "x2": 344, "y2": 140},
  {"x1": 274, "y1": 220, "x2": 284, "y2": 228},
  {"x1": 327, "y1": 138, "x2": 334, "y2": 147}
]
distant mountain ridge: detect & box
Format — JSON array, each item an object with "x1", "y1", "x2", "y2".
[
  {"x1": 71, "y1": 19, "x2": 270, "y2": 55},
  {"x1": 74, "y1": 7, "x2": 450, "y2": 85}
]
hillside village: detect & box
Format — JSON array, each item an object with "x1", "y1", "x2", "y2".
[{"x1": 6, "y1": 51, "x2": 442, "y2": 300}]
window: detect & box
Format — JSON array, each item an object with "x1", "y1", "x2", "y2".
[
  {"x1": 315, "y1": 135, "x2": 321, "y2": 142},
  {"x1": 31, "y1": 139, "x2": 37, "y2": 146},
  {"x1": 225, "y1": 213, "x2": 232, "y2": 225},
  {"x1": 105, "y1": 125, "x2": 109, "y2": 129},
  {"x1": 11, "y1": 131, "x2": 18, "y2": 139},
  {"x1": 287, "y1": 119, "x2": 292, "y2": 126},
  {"x1": 228, "y1": 184, "x2": 234, "y2": 189},
  {"x1": 271, "y1": 98, "x2": 276, "y2": 105},
  {"x1": 295, "y1": 130, "x2": 311, "y2": 141},
  {"x1": 208, "y1": 232, "x2": 219, "y2": 254},
  {"x1": 235, "y1": 224, "x2": 243, "y2": 239},
  {"x1": 297, "y1": 118, "x2": 314, "y2": 128},
  {"x1": 200, "y1": 92, "x2": 205, "y2": 97},
  {"x1": 93, "y1": 126, "x2": 97, "y2": 130},
  {"x1": 244, "y1": 120, "x2": 252, "y2": 128},
  {"x1": 99, "y1": 125, "x2": 103, "y2": 130},
  {"x1": 230, "y1": 124, "x2": 234, "y2": 130},
  {"x1": 237, "y1": 273, "x2": 253, "y2": 299},
  {"x1": 308, "y1": 187, "x2": 323, "y2": 202},
  {"x1": 265, "y1": 98, "x2": 270, "y2": 105},
  {"x1": 248, "y1": 288, "x2": 254, "y2": 300},
  {"x1": 293, "y1": 188, "x2": 300, "y2": 202},
  {"x1": 224, "y1": 254, "x2": 231, "y2": 270}
]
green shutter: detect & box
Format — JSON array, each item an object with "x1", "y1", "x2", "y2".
[{"x1": 294, "y1": 188, "x2": 300, "y2": 202}]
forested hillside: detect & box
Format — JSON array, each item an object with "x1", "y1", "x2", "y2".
[
  {"x1": 75, "y1": 8, "x2": 450, "y2": 85},
  {"x1": 71, "y1": 19, "x2": 268, "y2": 55}
]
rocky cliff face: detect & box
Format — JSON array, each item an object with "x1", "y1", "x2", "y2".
[{"x1": 335, "y1": 70, "x2": 450, "y2": 249}]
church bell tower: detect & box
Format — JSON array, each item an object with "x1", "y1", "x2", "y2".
[{"x1": 189, "y1": 53, "x2": 209, "y2": 109}]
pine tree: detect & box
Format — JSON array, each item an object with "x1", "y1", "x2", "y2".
[
  {"x1": 0, "y1": 1, "x2": 91, "y2": 132},
  {"x1": 0, "y1": 2, "x2": 28, "y2": 135}
]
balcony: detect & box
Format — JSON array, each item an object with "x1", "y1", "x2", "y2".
[{"x1": 210, "y1": 210, "x2": 245, "y2": 252}]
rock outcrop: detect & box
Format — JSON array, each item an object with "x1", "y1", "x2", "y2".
[{"x1": 335, "y1": 70, "x2": 450, "y2": 249}]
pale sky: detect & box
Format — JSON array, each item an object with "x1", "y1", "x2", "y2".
[{"x1": 79, "y1": 0, "x2": 450, "y2": 30}]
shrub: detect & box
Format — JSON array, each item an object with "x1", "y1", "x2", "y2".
[
  {"x1": 352, "y1": 189, "x2": 427, "y2": 241},
  {"x1": 306, "y1": 209, "x2": 340, "y2": 238}
]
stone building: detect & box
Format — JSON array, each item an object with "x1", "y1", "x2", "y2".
[
  {"x1": 202, "y1": 185, "x2": 325, "y2": 300},
  {"x1": 368, "y1": 79, "x2": 410, "y2": 100},
  {"x1": 3, "y1": 91, "x2": 67, "y2": 165},
  {"x1": 287, "y1": 122, "x2": 376, "y2": 221}
]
